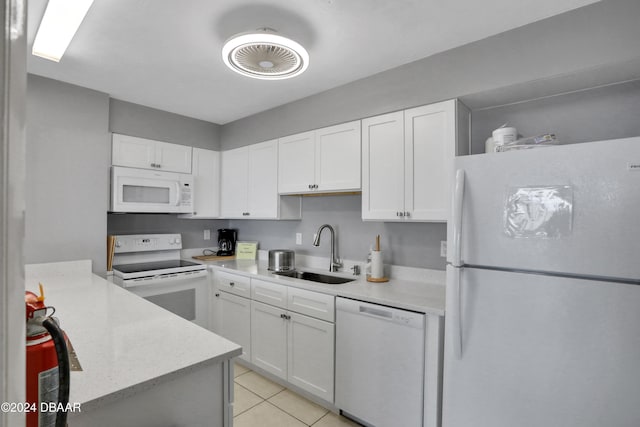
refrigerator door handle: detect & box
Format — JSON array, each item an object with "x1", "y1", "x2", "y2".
[
  {"x1": 448, "y1": 265, "x2": 463, "y2": 358},
  {"x1": 451, "y1": 169, "x2": 465, "y2": 267}
]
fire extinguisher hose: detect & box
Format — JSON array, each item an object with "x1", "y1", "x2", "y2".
[{"x1": 42, "y1": 317, "x2": 70, "y2": 427}]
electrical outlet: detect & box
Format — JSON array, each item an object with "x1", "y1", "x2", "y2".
[
  {"x1": 295, "y1": 233, "x2": 302, "y2": 245},
  {"x1": 204, "y1": 229, "x2": 211, "y2": 240},
  {"x1": 440, "y1": 241, "x2": 447, "y2": 257}
]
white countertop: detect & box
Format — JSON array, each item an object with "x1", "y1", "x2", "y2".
[
  {"x1": 200, "y1": 258, "x2": 445, "y2": 315},
  {"x1": 25, "y1": 260, "x2": 242, "y2": 411}
]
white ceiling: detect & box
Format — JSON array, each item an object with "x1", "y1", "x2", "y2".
[{"x1": 27, "y1": 0, "x2": 597, "y2": 124}]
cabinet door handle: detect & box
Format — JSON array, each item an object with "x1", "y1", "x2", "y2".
[
  {"x1": 280, "y1": 313, "x2": 286, "y2": 319},
  {"x1": 314, "y1": 184, "x2": 318, "y2": 189},
  {"x1": 215, "y1": 293, "x2": 220, "y2": 297},
  {"x1": 229, "y1": 282, "x2": 235, "y2": 287},
  {"x1": 308, "y1": 184, "x2": 312, "y2": 189},
  {"x1": 405, "y1": 211, "x2": 411, "y2": 217}
]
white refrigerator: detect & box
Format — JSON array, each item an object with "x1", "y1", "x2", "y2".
[{"x1": 443, "y1": 137, "x2": 640, "y2": 427}]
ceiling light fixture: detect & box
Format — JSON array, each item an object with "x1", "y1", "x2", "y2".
[
  {"x1": 32, "y1": 0, "x2": 95, "y2": 62},
  {"x1": 222, "y1": 29, "x2": 309, "y2": 80}
]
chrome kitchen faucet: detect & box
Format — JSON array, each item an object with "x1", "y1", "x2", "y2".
[{"x1": 313, "y1": 224, "x2": 342, "y2": 272}]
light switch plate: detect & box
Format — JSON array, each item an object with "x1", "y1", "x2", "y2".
[
  {"x1": 440, "y1": 241, "x2": 447, "y2": 257},
  {"x1": 295, "y1": 233, "x2": 302, "y2": 245},
  {"x1": 204, "y1": 229, "x2": 211, "y2": 240}
]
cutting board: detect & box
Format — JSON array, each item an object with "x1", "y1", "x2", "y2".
[{"x1": 192, "y1": 255, "x2": 236, "y2": 261}]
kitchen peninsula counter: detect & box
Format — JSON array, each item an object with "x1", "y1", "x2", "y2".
[{"x1": 25, "y1": 260, "x2": 241, "y2": 427}]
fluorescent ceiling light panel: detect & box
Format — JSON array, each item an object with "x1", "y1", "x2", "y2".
[{"x1": 32, "y1": 0, "x2": 94, "y2": 62}]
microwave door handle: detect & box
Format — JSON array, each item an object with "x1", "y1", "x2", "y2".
[{"x1": 174, "y1": 182, "x2": 181, "y2": 206}]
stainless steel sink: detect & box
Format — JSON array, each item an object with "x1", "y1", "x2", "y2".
[{"x1": 274, "y1": 270, "x2": 354, "y2": 285}]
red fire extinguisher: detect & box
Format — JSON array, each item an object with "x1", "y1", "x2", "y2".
[{"x1": 25, "y1": 284, "x2": 70, "y2": 427}]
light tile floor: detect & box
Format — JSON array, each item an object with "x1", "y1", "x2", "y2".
[{"x1": 233, "y1": 362, "x2": 361, "y2": 427}]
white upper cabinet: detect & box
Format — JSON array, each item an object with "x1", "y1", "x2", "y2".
[
  {"x1": 180, "y1": 148, "x2": 220, "y2": 219},
  {"x1": 278, "y1": 121, "x2": 361, "y2": 194},
  {"x1": 362, "y1": 99, "x2": 470, "y2": 222},
  {"x1": 112, "y1": 133, "x2": 192, "y2": 174},
  {"x1": 315, "y1": 121, "x2": 362, "y2": 192},
  {"x1": 220, "y1": 145, "x2": 249, "y2": 218},
  {"x1": 278, "y1": 131, "x2": 315, "y2": 193},
  {"x1": 361, "y1": 111, "x2": 405, "y2": 220},
  {"x1": 247, "y1": 140, "x2": 279, "y2": 218},
  {"x1": 220, "y1": 140, "x2": 301, "y2": 219}
]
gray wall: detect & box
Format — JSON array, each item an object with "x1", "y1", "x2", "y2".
[
  {"x1": 25, "y1": 75, "x2": 110, "y2": 273},
  {"x1": 230, "y1": 195, "x2": 447, "y2": 270},
  {"x1": 220, "y1": 0, "x2": 640, "y2": 149},
  {"x1": 107, "y1": 214, "x2": 228, "y2": 250},
  {"x1": 25, "y1": 78, "x2": 225, "y2": 273},
  {"x1": 470, "y1": 80, "x2": 640, "y2": 153},
  {"x1": 109, "y1": 99, "x2": 221, "y2": 150}
]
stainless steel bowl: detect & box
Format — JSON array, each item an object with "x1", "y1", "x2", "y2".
[{"x1": 268, "y1": 249, "x2": 295, "y2": 272}]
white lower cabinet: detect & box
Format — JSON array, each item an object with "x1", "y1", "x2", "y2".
[
  {"x1": 287, "y1": 311, "x2": 334, "y2": 401},
  {"x1": 250, "y1": 278, "x2": 335, "y2": 402},
  {"x1": 250, "y1": 300, "x2": 335, "y2": 403},
  {"x1": 214, "y1": 271, "x2": 336, "y2": 403},
  {"x1": 250, "y1": 301, "x2": 287, "y2": 378},
  {"x1": 217, "y1": 291, "x2": 251, "y2": 362}
]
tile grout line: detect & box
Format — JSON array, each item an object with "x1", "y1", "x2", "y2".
[
  {"x1": 266, "y1": 390, "x2": 330, "y2": 426},
  {"x1": 233, "y1": 367, "x2": 335, "y2": 426},
  {"x1": 232, "y1": 383, "x2": 265, "y2": 419},
  {"x1": 262, "y1": 400, "x2": 313, "y2": 426}
]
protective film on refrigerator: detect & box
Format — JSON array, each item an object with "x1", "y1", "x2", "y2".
[{"x1": 503, "y1": 186, "x2": 573, "y2": 239}]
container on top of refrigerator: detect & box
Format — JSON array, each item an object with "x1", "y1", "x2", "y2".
[{"x1": 495, "y1": 133, "x2": 559, "y2": 152}]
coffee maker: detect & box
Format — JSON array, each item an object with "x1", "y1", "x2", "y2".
[{"x1": 217, "y1": 229, "x2": 237, "y2": 256}]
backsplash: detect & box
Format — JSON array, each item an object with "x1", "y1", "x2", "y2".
[
  {"x1": 230, "y1": 195, "x2": 446, "y2": 270},
  {"x1": 108, "y1": 195, "x2": 447, "y2": 270},
  {"x1": 107, "y1": 214, "x2": 229, "y2": 249}
]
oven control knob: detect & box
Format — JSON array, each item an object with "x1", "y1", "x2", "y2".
[
  {"x1": 115, "y1": 240, "x2": 122, "y2": 248},
  {"x1": 173, "y1": 237, "x2": 181, "y2": 245}
]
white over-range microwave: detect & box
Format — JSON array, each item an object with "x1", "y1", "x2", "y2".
[{"x1": 111, "y1": 166, "x2": 194, "y2": 213}]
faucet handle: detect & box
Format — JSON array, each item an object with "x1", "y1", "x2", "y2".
[{"x1": 351, "y1": 265, "x2": 361, "y2": 276}]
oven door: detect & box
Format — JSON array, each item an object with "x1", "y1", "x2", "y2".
[
  {"x1": 125, "y1": 271, "x2": 210, "y2": 329},
  {"x1": 111, "y1": 166, "x2": 193, "y2": 213}
]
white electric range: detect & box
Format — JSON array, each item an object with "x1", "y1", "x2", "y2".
[{"x1": 112, "y1": 234, "x2": 209, "y2": 328}]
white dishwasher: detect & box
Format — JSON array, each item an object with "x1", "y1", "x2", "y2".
[{"x1": 335, "y1": 297, "x2": 425, "y2": 427}]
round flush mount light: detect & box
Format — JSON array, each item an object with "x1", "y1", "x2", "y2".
[{"x1": 222, "y1": 29, "x2": 309, "y2": 80}]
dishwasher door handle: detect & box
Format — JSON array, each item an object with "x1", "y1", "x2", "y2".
[{"x1": 359, "y1": 305, "x2": 393, "y2": 319}]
